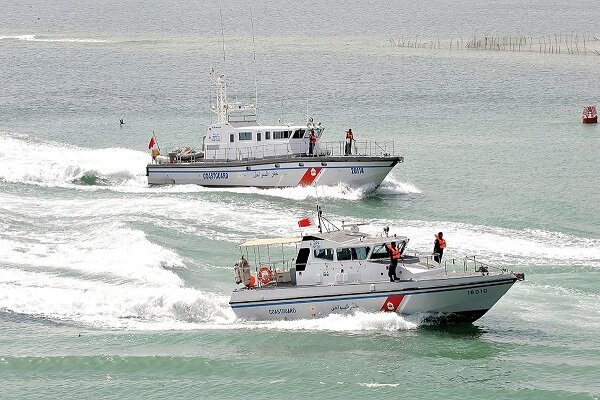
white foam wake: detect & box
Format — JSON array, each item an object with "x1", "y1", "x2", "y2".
[
  {"x1": 376, "y1": 177, "x2": 422, "y2": 195},
  {"x1": 0, "y1": 133, "x2": 148, "y2": 188},
  {"x1": 0, "y1": 220, "x2": 184, "y2": 285},
  {"x1": 0, "y1": 34, "x2": 110, "y2": 43},
  {"x1": 0, "y1": 267, "x2": 235, "y2": 330},
  {"x1": 357, "y1": 218, "x2": 600, "y2": 267},
  {"x1": 237, "y1": 311, "x2": 419, "y2": 332}
]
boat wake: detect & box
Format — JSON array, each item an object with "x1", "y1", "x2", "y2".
[
  {"x1": 236, "y1": 311, "x2": 420, "y2": 332},
  {"x1": 376, "y1": 178, "x2": 422, "y2": 195},
  {"x1": 180, "y1": 178, "x2": 420, "y2": 201},
  {"x1": 358, "y1": 218, "x2": 600, "y2": 268},
  {"x1": 0, "y1": 133, "x2": 148, "y2": 189},
  {"x1": 0, "y1": 269, "x2": 236, "y2": 330},
  {"x1": 0, "y1": 34, "x2": 111, "y2": 43}
]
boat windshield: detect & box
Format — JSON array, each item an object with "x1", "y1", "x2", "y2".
[
  {"x1": 369, "y1": 241, "x2": 407, "y2": 259},
  {"x1": 370, "y1": 244, "x2": 389, "y2": 259},
  {"x1": 303, "y1": 128, "x2": 323, "y2": 138}
]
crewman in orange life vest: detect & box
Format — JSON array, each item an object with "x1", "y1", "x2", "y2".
[
  {"x1": 433, "y1": 232, "x2": 446, "y2": 264},
  {"x1": 385, "y1": 242, "x2": 401, "y2": 282},
  {"x1": 308, "y1": 130, "x2": 317, "y2": 156}
]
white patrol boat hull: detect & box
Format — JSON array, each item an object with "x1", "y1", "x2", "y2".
[
  {"x1": 230, "y1": 273, "x2": 518, "y2": 323},
  {"x1": 146, "y1": 156, "x2": 401, "y2": 189}
]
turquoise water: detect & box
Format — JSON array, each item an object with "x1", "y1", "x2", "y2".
[{"x1": 1, "y1": 1, "x2": 600, "y2": 398}]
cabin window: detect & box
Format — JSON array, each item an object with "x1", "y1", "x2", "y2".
[
  {"x1": 353, "y1": 247, "x2": 370, "y2": 260},
  {"x1": 292, "y1": 129, "x2": 305, "y2": 139},
  {"x1": 257, "y1": 132, "x2": 262, "y2": 141},
  {"x1": 336, "y1": 247, "x2": 371, "y2": 261},
  {"x1": 273, "y1": 130, "x2": 291, "y2": 139},
  {"x1": 229, "y1": 134, "x2": 234, "y2": 143},
  {"x1": 313, "y1": 248, "x2": 334, "y2": 261},
  {"x1": 296, "y1": 248, "x2": 310, "y2": 271},
  {"x1": 370, "y1": 244, "x2": 390, "y2": 260},
  {"x1": 336, "y1": 248, "x2": 352, "y2": 261},
  {"x1": 265, "y1": 131, "x2": 271, "y2": 140},
  {"x1": 239, "y1": 132, "x2": 252, "y2": 141}
]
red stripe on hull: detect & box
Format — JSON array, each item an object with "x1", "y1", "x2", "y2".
[
  {"x1": 298, "y1": 167, "x2": 322, "y2": 186},
  {"x1": 381, "y1": 295, "x2": 405, "y2": 312}
]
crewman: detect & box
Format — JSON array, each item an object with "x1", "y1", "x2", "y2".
[
  {"x1": 433, "y1": 232, "x2": 446, "y2": 264},
  {"x1": 308, "y1": 130, "x2": 317, "y2": 156},
  {"x1": 385, "y1": 242, "x2": 401, "y2": 282},
  {"x1": 344, "y1": 128, "x2": 354, "y2": 155}
]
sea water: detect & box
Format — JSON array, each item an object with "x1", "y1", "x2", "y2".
[{"x1": 1, "y1": 0, "x2": 599, "y2": 398}]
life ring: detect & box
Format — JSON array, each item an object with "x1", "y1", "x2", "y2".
[{"x1": 258, "y1": 267, "x2": 273, "y2": 285}]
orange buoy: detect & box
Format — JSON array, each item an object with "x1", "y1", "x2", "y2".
[{"x1": 248, "y1": 274, "x2": 256, "y2": 288}]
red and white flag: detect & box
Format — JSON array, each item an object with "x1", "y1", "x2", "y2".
[
  {"x1": 298, "y1": 217, "x2": 313, "y2": 228},
  {"x1": 148, "y1": 136, "x2": 156, "y2": 149}
]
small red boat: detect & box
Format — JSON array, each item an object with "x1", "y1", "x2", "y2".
[{"x1": 582, "y1": 105, "x2": 597, "y2": 123}]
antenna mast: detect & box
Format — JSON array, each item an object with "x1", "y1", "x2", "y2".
[
  {"x1": 250, "y1": 5, "x2": 258, "y2": 117},
  {"x1": 210, "y1": 7, "x2": 229, "y2": 124},
  {"x1": 219, "y1": 6, "x2": 226, "y2": 71}
]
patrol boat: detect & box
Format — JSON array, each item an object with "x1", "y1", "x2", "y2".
[
  {"x1": 231, "y1": 209, "x2": 524, "y2": 322},
  {"x1": 146, "y1": 72, "x2": 403, "y2": 190}
]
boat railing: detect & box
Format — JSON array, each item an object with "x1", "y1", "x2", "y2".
[
  {"x1": 167, "y1": 140, "x2": 400, "y2": 164},
  {"x1": 441, "y1": 255, "x2": 514, "y2": 276},
  {"x1": 409, "y1": 252, "x2": 514, "y2": 277}
]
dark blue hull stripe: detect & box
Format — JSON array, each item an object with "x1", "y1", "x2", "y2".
[{"x1": 148, "y1": 165, "x2": 391, "y2": 174}]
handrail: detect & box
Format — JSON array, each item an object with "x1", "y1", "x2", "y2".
[
  {"x1": 406, "y1": 251, "x2": 513, "y2": 277},
  {"x1": 164, "y1": 140, "x2": 401, "y2": 164},
  {"x1": 443, "y1": 255, "x2": 511, "y2": 275}
]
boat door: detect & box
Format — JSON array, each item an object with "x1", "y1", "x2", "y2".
[
  {"x1": 296, "y1": 241, "x2": 333, "y2": 285},
  {"x1": 289, "y1": 129, "x2": 307, "y2": 155}
]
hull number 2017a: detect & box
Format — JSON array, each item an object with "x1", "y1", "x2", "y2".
[{"x1": 351, "y1": 167, "x2": 365, "y2": 174}]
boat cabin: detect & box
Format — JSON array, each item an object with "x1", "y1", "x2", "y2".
[
  {"x1": 203, "y1": 119, "x2": 324, "y2": 161},
  {"x1": 234, "y1": 230, "x2": 440, "y2": 289},
  {"x1": 202, "y1": 72, "x2": 324, "y2": 161}
]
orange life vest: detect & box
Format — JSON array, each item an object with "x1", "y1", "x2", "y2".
[
  {"x1": 386, "y1": 244, "x2": 401, "y2": 259},
  {"x1": 346, "y1": 131, "x2": 353, "y2": 140},
  {"x1": 435, "y1": 235, "x2": 447, "y2": 249},
  {"x1": 309, "y1": 132, "x2": 317, "y2": 143}
]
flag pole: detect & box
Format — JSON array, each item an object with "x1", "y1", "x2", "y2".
[
  {"x1": 153, "y1": 131, "x2": 161, "y2": 152},
  {"x1": 317, "y1": 204, "x2": 322, "y2": 233}
]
